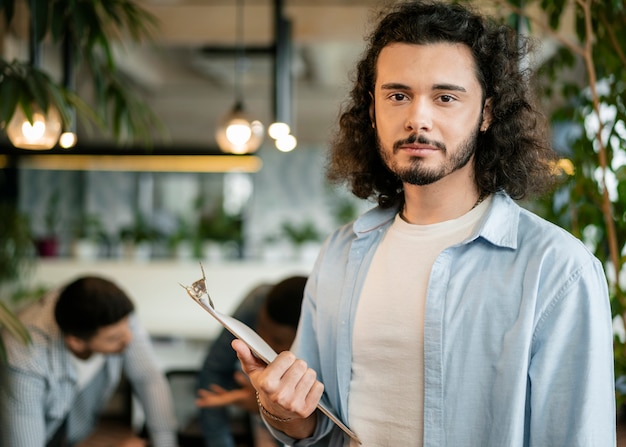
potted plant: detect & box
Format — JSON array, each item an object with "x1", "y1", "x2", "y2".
[
  {"x1": 119, "y1": 212, "x2": 161, "y2": 261},
  {"x1": 196, "y1": 205, "x2": 243, "y2": 261},
  {"x1": 71, "y1": 212, "x2": 106, "y2": 260},
  {"x1": 167, "y1": 215, "x2": 195, "y2": 260},
  {"x1": 281, "y1": 219, "x2": 322, "y2": 262},
  {"x1": 34, "y1": 190, "x2": 60, "y2": 257}
]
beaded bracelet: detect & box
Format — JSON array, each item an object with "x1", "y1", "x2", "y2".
[{"x1": 256, "y1": 391, "x2": 293, "y2": 423}]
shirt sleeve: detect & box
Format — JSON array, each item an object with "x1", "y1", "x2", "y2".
[
  {"x1": 122, "y1": 314, "x2": 178, "y2": 447},
  {"x1": 528, "y1": 257, "x2": 616, "y2": 446},
  {"x1": 0, "y1": 330, "x2": 59, "y2": 447}
]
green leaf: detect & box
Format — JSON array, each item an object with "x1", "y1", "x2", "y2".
[
  {"x1": 46, "y1": 82, "x2": 71, "y2": 126},
  {"x1": 0, "y1": 76, "x2": 21, "y2": 126},
  {"x1": 0, "y1": 0, "x2": 16, "y2": 24},
  {"x1": 50, "y1": 1, "x2": 67, "y2": 42},
  {"x1": 29, "y1": 0, "x2": 50, "y2": 44},
  {"x1": 25, "y1": 68, "x2": 52, "y2": 113},
  {"x1": 17, "y1": 92, "x2": 35, "y2": 124},
  {"x1": 0, "y1": 301, "x2": 31, "y2": 346}
]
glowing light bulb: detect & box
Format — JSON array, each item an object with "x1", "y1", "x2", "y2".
[
  {"x1": 226, "y1": 121, "x2": 253, "y2": 146},
  {"x1": 21, "y1": 113, "x2": 46, "y2": 141},
  {"x1": 268, "y1": 122, "x2": 290, "y2": 140},
  {"x1": 275, "y1": 134, "x2": 297, "y2": 152},
  {"x1": 6, "y1": 106, "x2": 62, "y2": 150},
  {"x1": 59, "y1": 131, "x2": 77, "y2": 149},
  {"x1": 215, "y1": 104, "x2": 264, "y2": 154}
]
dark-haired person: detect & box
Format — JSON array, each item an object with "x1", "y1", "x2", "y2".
[
  {"x1": 232, "y1": 1, "x2": 615, "y2": 446},
  {"x1": 0, "y1": 276, "x2": 177, "y2": 447},
  {"x1": 196, "y1": 276, "x2": 307, "y2": 447}
]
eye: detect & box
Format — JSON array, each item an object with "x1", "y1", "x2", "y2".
[
  {"x1": 389, "y1": 92, "x2": 409, "y2": 102},
  {"x1": 438, "y1": 94, "x2": 456, "y2": 103}
]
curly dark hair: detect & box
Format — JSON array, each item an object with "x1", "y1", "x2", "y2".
[{"x1": 326, "y1": 0, "x2": 557, "y2": 208}]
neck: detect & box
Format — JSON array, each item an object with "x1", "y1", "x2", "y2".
[{"x1": 401, "y1": 184, "x2": 484, "y2": 225}]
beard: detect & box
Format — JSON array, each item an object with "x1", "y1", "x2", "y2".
[{"x1": 379, "y1": 128, "x2": 479, "y2": 186}]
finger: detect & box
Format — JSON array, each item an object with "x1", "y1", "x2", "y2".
[
  {"x1": 209, "y1": 384, "x2": 228, "y2": 394},
  {"x1": 275, "y1": 363, "x2": 323, "y2": 416},
  {"x1": 197, "y1": 388, "x2": 214, "y2": 399},
  {"x1": 232, "y1": 339, "x2": 266, "y2": 375},
  {"x1": 263, "y1": 355, "x2": 309, "y2": 394}
]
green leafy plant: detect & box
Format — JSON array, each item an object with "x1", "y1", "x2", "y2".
[
  {"x1": 0, "y1": 0, "x2": 163, "y2": 145},
  {"x1": 0, "y1": 202, "x2": 35, "y2": 360},
  {"x1": 73, "y1": 212, "x2": 106, "y2": 242},
  {"x1": 0, "y1": 59, "x2": 91, "y2": 130},
  {"x1": 119, "y1": 212, "x2": 161, "y2": 244},
  {"x1": 197, "y1": 205, "x2": 243, "y2": 245},
  {"x1": 492, "y1": 0, "x2": 626, "y2": 405},
  {"x1": 281, "y1": 220, "x2": 321, "y2": 246}
]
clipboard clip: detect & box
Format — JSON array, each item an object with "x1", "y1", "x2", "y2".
[{"x1": 180, "y1": 262, "x2": 214, "y2": 309}]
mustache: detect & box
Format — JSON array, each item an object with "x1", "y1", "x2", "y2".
[{"x1": 393, "y1": 134, "x2": 446, "y2": 152}]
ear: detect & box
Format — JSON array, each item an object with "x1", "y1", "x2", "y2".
[
  {"x1": 480, "y1": 98, "x2": 493, "y2": 132},
  {"x1": 369, "y1": 92, "x2": 376, "y2": 128}
]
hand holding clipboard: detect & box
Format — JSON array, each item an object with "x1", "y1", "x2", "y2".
[{"x1": 181, "y1": 264, "x2": 361, "y2": 445}]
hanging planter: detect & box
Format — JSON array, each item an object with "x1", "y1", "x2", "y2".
[
  {"x1": 0, "y1": 60, "x2": 76, "y2": 147},
  {"x1": 0, "y1": 0, "x2": 162, "y2": 147}
]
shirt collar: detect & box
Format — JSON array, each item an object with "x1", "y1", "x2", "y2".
[
  {"x1": 352, "y1": 190, "x2": 520, "y2": 250},
  {"x1": 471, "y1": 191, "x2": 519, "y2": 249}
]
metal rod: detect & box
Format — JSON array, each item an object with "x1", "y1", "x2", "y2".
[{"x1": 273, "y1": 0, "x2": 292, "y2": 126}]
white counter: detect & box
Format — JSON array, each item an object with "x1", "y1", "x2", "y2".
[{"x1": 29, "y1": 259, "x2": 314, "y2": 340}]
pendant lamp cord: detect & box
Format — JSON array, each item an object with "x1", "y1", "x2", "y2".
[
  {"x1": 29, "y1": 0, "x2": 40, "y2": 67},
  {"x1": 234, "y1": 0, "x2": 245, "y2": 106}
]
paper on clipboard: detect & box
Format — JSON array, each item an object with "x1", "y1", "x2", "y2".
[{"x1": 181, "y1": 266, "x2": 361, "y2": 445}]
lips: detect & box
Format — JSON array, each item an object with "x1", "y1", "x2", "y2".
[{"x1": 397, "y1": 143, "x2": 440, "y2": 155}]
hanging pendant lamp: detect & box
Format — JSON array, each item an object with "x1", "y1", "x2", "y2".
[
  {"x1": 6, "y1": 0, "x2": 62, "y2": 150},
  {"x1": 215, "y1": 0, "x2": 264, "y2": 154},
  {"x1": 6, "y1": 105, "x2": 62, "y2": 150}
]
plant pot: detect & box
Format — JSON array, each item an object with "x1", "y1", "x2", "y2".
[{"x1": 36, "y1": 237, "x2": 58, "y2": 257}]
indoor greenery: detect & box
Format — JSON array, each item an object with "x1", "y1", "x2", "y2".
[
  {"x1": 0, "y1": 0, "x2": 162, "y2": 144},
  {"x1": 0, "y1": 201, "x2": 34, "y2": 360},
  {"x1": 0, "y1": 0, "x2": 161, "y2": 357},
  {"x1": 493, "y1": 0, "x2": 626, "y2": 405}
]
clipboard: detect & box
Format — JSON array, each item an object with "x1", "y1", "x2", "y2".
[{"x1": 181, "y1": 264, "x2": 361, "y2": 445}]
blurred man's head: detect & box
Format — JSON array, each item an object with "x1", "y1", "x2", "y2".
[
  {"x1": 55, "y1": 276, "x2": 135, "y2": 358},
  {"x1": 256, "y1": 276, "x2": 307, "y2": 353}
]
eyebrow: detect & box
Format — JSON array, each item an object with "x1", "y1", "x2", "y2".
[{"x1": 379, "y1": 82, "x2": 467, "y2": 93}]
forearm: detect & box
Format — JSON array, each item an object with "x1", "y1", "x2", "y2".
[{"x1": 0, "y1": 369, "x2": 49, "y2": 447}]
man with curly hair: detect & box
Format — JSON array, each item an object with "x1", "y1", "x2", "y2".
[{"x1": 233, "y1": 1, "x2": 616, "y2": 446}]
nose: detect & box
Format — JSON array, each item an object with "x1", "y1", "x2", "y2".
[{"x1": 405, "y1": 98, "x2": 432, "y2": 132}]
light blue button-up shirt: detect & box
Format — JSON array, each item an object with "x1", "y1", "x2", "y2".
[{"x1": 270, "y1": 192, "x2": 615, "y2": 447}]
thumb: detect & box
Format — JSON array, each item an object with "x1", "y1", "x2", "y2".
[{"x1": 232, "y1": 339, "x2": 267, "y2": 376}]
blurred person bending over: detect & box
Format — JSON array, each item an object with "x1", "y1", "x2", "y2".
[
  {"x1": 0, "y1": 276, "x2": 178, "y2": 447},
  {"x1": 231, "y1": 1, "x2": 615, "y2": 446},
  {"x1": 196, "y1": 275, "x2": 307, "y2": 447}
]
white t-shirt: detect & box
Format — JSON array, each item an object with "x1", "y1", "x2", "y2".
[
  {"x1": 348, "y1": 197, "x2": 491, "y2": 446},
  {"x1": 70, "y1": 352, "x2": 106, "y2": 390}
]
